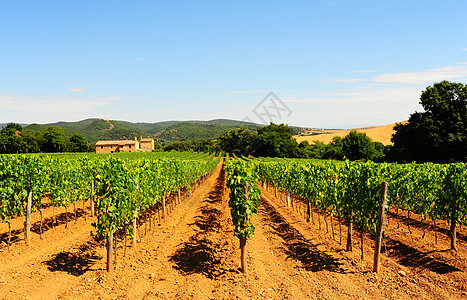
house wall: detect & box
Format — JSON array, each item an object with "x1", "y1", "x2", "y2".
[
  {"x1": 96, "y1": 145, "x2": 114, "y2": 154},
  {"x1": 140, "y1": 140, "x2": 154, "y2": 152},
  {"x1": 95, "y1": 142, "x2": 138, "y2": 153}
]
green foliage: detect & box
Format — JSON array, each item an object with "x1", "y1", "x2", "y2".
[
  {"x1": 217, "y1": 124, "x2": 385, "y2": 160},
  {"x1": 0, "y1": 155, "x2": 48, "y2": 221},
  {"x1": 224, "y1": 158, "x2": 261, "y2": 239},
  {"x1": 324, "y1": 136, "x2": 344, "y2": 159},
  {"x1": 42, "y1": 126, "x2": 69, "y2": 152},
  {"x1": 391, "y1": 81, "x2": 467, "y2": 163},
  {"x1": 0, "y1": 152, "x2": 220, "y2": 239},
  {"x1": 22, "y1": 130, "x2": 43, "y2": 153},
  {"x1": 158, "y1": 122, "x2": 257, "y2": 141},
  {"x1": 341, "y1": 130, "x2": 376, "y2": 161},
  {"x1": 0, "y1": 123, "x2": 89, "y2": 154},
  {"x1": 70, "y1": 134, "x2": 89, "y2": 152},
  {"x1": 218, "y1": 127, "x2": 257, "y2": 156},
  {"x1": 253, "y1": 123, "x2": 299, "y2": 157},
  {"x1": 254, "y1": 157, "x2": 467, "y2": 235},
  {"x1": 0, "y1": 123, "x2": 28, "y2": 154}
]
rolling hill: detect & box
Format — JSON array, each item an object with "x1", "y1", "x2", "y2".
[
  {"x1": 22, "y1": 118, "x2": 263, "y2": 144},
  {"x1": 5, "y1": 118, "x2": 402, "y2": 146},
  {"x1": 294, "y1": 121, "x2": 407, "y2": 146}
]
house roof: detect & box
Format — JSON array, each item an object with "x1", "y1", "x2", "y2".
[
  {"x1": 140, "y1": 138, "x2": 154, "y2": 142},
  {"x1": 96, "y1": 140, "x2": 137, "y2": 146}
]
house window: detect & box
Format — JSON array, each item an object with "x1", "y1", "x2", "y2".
[
  {"x1": 129, "y1": 145, "x2": 132, "y2": 149},
  {"x1": 110, "y1": 145, "x2": 113, "y2": 149},
  {"x1": 101, "y1": 146, "x2": 103, "y2": 149}
]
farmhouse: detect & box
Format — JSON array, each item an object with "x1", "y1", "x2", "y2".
[
  {"x1": 95, "y1": 137, "x2": 154, "y2": 153},
  {"x1": 139, "y1": 138, "x2": 155, "y2": 152}
]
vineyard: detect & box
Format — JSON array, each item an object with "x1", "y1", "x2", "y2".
[
  {"x1": 254, "y1": 158, "x2": 467, "y2": 251},
  {"x1": 0, "y1": 153, "x2": 466, "y2": 299}
]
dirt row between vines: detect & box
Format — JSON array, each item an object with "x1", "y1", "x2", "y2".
[
  {"x1": 0, "y1": 161, "x2": 466, "y2": 299},
  {"x1": 261, "y1": 186, "x2": 467, "y2": 299}
]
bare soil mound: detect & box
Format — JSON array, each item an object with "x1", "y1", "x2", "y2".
[{"x1": 295, "y1": 121, "x2": 408, "y2": 145}]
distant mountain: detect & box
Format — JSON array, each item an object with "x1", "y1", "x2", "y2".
[
  {"x1": 0, "y1": 123, "x2": 28, "y2": 129},
  {"x1": 154, "y1": 121, "x2": 260, "y2": 142},
  {"x1": 22, "y1": 118, "x2": 265, "y2": 144}
]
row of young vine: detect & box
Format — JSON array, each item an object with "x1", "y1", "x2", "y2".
[
  {"x1": 253, "y1": 158, "x2": 467, "y2": 251},
  {"x1": 224, "y1": 156, "x2": 261, "y2": 277},
  {"x1": 0, "y1": 153, "x2": 220, "y2": 257}
]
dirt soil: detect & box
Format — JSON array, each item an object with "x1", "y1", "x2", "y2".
[{"x1": 0, "y1": 161, "x2": 466, "y2": 299}]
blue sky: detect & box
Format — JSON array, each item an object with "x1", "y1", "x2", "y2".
[{"x1": 1, "y1": 1, "x2": 466, "y2": 128}]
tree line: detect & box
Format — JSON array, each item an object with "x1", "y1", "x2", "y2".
[{"x1": 0, "y1": 124, "x2": 89, "y2": 154}]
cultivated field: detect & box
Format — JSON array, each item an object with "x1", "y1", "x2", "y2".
[
  {"x1": 0, "y1": 159, "x2": 466, "y2": 299},
  {"x1": 294, "y1": 121, "x2": 408, "y2": 145}
]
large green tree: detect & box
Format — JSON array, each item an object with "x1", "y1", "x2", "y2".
[
  {"x1": 70, "y1": 133, "x2": 89, "y2": 152},
  {"x1": 41, "y1": 126, "x2": 70, "y2": 152},
  {"x1": 253, "y1": 123, "x2": 298, "y2": 157},
  {"x1": 391, "y1": 81, "x2": 467, "y2": 162},
  {"x1": 0, "y1": 123, "x2": 28, "y2": 153},
  {"x1": 218, "y1": 127, "x2": 256, "y2": 156},
  {"x1": 341, "y1": 130, "x2": 376, "y2": 161},
  {"x1": 22, "y1": 130, "x2": 43, "y2": 153}
]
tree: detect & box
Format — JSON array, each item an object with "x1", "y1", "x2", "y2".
[
  {"x1": 296, "y1": 141, "x2": 314, "y2": 158},
  {"x1": 342, "y1": 130, "x2": 376, "y2": 161},
  {"x1": 41, "y1": 126, "x2": 70, "y2": 152},
  {"x1": 0, "y1": 123, "x2": 28, "y2": 153},
  {"x1": 218, "y1": 127, "x2": 256, "y2": 156},
  {"x1": 22, "y1": 130, "x2": 43, "y2": 153},
  {"x1": 70, "y1": 133, "x2": 88, "y2": 152},
  {"x1": 309, "y1": 141, "x2": 329, "y2": 158},
  {"x1": 324, "y1": 136, "x2": 344, "y2": 159},
  {"x1": 163, "y1": 141, "x2": 193, "y2": 152},
  {"x1": 391, "y1": 81, "x2": 467, "y2": 162},
  {"x1": 253, "y1": 123, "x2": 298, "y2": 158}
]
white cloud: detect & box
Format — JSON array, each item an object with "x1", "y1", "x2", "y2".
[
  {"x1": 316, "y1": 78, "x2": 365, "y2": 83},
  {"x1": 291, "y1": 62, "x2": 467, "y2": 127},
  {"x1": 352, "y1": 70, "x2": 375, "y2": 73},
  {"x1": 131, "y1": 58, "x2": 144, "y2": 62},
  {"x1": 228, "y1": 90, "x2": 269, "y2": 94},
  {"x1": 373, "y1": 63, "x2": 467, "y2": 84},
  {"x1": 282, "y1": 86, "x2": 422, "y2": 128},
  {"x1": 67, "y1": 88, "x2": 87, "y2": 92},
  {"x1": 283, "y1": 85, "x2": 422, "y2": 106},
  {"x1": 0, "y1": 93, "x2": 118, "y2": 123}
]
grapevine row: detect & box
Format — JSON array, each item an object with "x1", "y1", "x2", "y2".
[
  {"x1": 0, "y1": 153, "x2": 220, "y2": 255},
  {"x1": 253, "y1": 158, "x2": 467, "y2": 251}
]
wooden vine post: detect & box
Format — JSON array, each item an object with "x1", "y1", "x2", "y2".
[
  {"x1": 306, "y1": 201, "x2": 312, "y2": 222},
  {"x1": 346, "y1": 214, "x2": 353, "y2": 252},
  {"x1": 373, "y1": 181, "x2": 388, "y2": 273},
  {"x1": 162, "y1": 196, "x2": 166, "y2": 217},
  {"x1": 25, "y1": 190, "x2": 32, "y2": 246},
  {"x1": 450, "y1": 198, "x2": 458, "y2": 251},
  {"x1": 240, "y1": 183, "x2": 250, "y2": 274},
  {"x1": 90, "y1": 180, "x2": 95, "y2": 217},
  {"x1": 107, "y1": 231, "x2": 114, "y2": 272},
  {"x1": 133, "y1": 210, "x2": 138, "y2": 247}
]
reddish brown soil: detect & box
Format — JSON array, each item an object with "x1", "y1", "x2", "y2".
[{"x1": 0, "y1": 162, "x2": 466, "y2": 299}]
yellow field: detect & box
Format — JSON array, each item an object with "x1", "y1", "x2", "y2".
[{"x1": 294, "y1": 121, "x2": 408, "y2": 145}]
